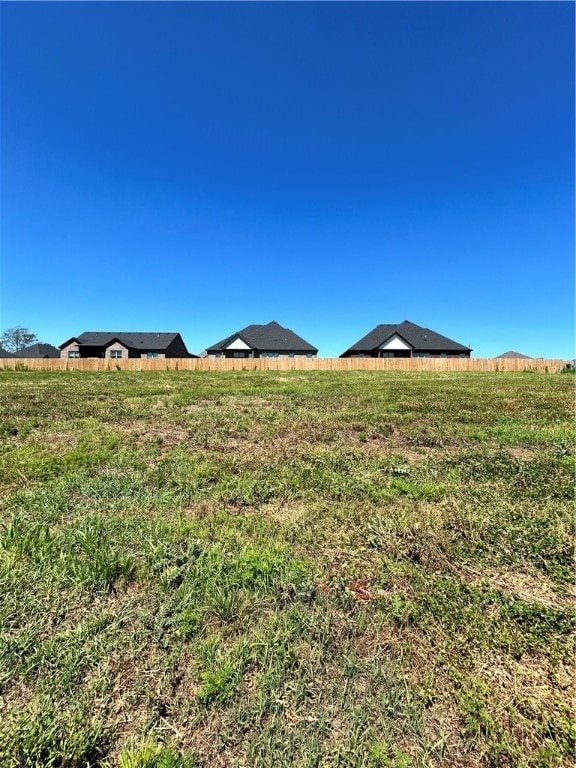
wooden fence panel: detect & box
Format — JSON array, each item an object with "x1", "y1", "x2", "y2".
[{"x1": 0, "y1": 358, "x2": 565, "y2": 373}]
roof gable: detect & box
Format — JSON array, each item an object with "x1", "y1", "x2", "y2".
[
  {"x1": 224, "y1": 336, "x2": 253, "y2": 350},
  {"x1": 379, "y1": 333, "x2": 413, "y2": 351}
]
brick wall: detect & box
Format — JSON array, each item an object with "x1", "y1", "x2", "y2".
[
  {"x1": 60, "y1": 342, "x2": 80, "y2": 358},
  {"x1": 104, "y1": 342, "x2": 130, "y2": 359}
]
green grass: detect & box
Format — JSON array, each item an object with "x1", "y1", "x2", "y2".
[{"x1": 0, "y1": 371, "x2": 573, "y2": 767}]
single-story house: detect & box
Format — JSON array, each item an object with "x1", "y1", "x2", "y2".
[
  {"x1": 59, "y1": 332, "x2": 196, "y2": 359},
  {"x1": 15, "y1": 343, "x2": 60, "y2": 358},
  {"x1": 205, "y1": 321, "x2": 318, "y2": 359},
  {"x1": 340, "y1": 320, "x2": 471, "y2": 358},
  {"x1": 494, "y1": 351, "x2": 532, "y2": 359}
]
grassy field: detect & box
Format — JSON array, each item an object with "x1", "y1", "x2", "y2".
[{"x1": 0, "y1": 371, "x2": 573, "y2": 768}]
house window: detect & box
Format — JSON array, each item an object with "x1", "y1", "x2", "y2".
[
  {"x1": 306, "y1": 353, "x2": 313, "y2": 358},
  {"x1": 440, "y1": 353, "x2": 447, "y2": 358},
  {"x1": 110, "y1": 350, "x2": 123, "y2": 359},
  {"x1": 459, "y1": 353, "x2": 467, "y2": 358},
  {"x1": 288, "y1": 352, "x2": 295, "y2": 358},
  {"x1": 67, "y1": 350, "x2": 80, "y2": 358},
  {"x1": 213, "y1": 352, "x2": 222, "y2": 358},
  {"x1": 233, "y1": 351, "x2": 247, "y2": 358},
  {"x1": 146, "y1": 352, "x2": 158, "y2": 359},
  {"x1": 413, "y1": 352, "x2": 430, "y2": 358},
  {"x1": 357, "y1": 354, "x2": 365, "y2": 358},
  {"x1": 381, "y1": 352, "x2": 394, "y2": 358}
]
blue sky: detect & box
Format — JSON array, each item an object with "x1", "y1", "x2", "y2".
[{"x1": 1, "y1": 2, "x2": 573, "y2": 358}]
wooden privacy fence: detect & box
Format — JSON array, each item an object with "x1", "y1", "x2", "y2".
[{"x1": 0, "y1": 358, "x2": 565, "y2": 373}]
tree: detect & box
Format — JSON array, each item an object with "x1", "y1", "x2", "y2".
[{"x1": 0, "y1": 326, "x2": 39, "y2": 353}]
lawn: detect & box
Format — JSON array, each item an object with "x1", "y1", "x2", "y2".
[{"x1": 0, "y1": 371, "x2": 573, "y2": 768}]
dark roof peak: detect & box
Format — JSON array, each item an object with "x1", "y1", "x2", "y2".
[
  {"x1": 15, "y1": 343, "x2": 60, "y2": 358},
  {"x1": 81, "y1": 330, "x2": 178, "y2": 335},
  {"x1": 341, "y1": 321, "x2": 471, "y2": 356},
  {"x1": 59, "y1": 331, "x2": 188, "y2": 353},
  {"x1": 495, "y1": 350, "x2": 532, "y2": 359},
  {"x1": 207, "y1": 321, "x2": 317, "y2": 353}
]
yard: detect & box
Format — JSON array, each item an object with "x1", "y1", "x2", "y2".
[{"x1": 0, "y1": 371, "x2": 573, "y2": 767}]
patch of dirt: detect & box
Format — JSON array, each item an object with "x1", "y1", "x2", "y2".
[
  {"x1": 128, "y1": 424, "x2": 190, "y2": 451},
  {"x1": 459, "y1": 565, "x2": 574, "y2": 609},
  {"x1": 0, "y1": 678, "x2": 37, "y2": 713},
  {"x1": 180, "y1": 499, "x2": 221, "y2": 519},
  {"x1": 507, "y1": 446, "x2": 538, "y2": 460},
  {"x1": 422, "y1": 703, "x2": 482, "y2": 768},
  {"x1": 258, "y1": 500, "x2": 309, "y2": 525},
  {"x1": 183, "y1": 398, "x2": 226, "y2": 412},
  {"x1": 35, "y1": 431, "x2": 79, "y2": 449},
  {"x1": 514, "y1": 653, "x2": 574, "y2": 694},
  {"x1": 403, "y1": 640, "x2": 574, "y2": 766}
]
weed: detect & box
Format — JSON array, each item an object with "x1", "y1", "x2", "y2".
[
  {"x1": 118, "y1": 741, "x2": 199, "y2": 768},
  {"x1": 0, "y1": 696, "x2": 106, "y2": 767},
  {"x1": 62, "y1": 517, "x2": 136, "y2": 592},
  {"x1": 196, "y1": 640, "x2": 248, "y2": 707}
]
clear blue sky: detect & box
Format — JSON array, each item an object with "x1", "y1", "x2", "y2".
[{"x1": 1, "y1": 2, "x2": 574, "y2": 358}]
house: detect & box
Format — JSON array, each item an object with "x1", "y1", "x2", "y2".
[
  {"x1": 205, "y1": 321, "x2": 318, "y2": 359},
  {"x1": 0, "y1": 347, "x2": 15, "y2": 358},
  {"x1": 494, "y1": 351, "x2": 532, "y2": 359},
  {"x1": 59, "y1": 332, "x2": 196, "y2": 359},
  {"x1": 15, "y1": 343, "x2": 60, "y2": 358},
  {"x1": 340, "y1": 320, "x2": 471, "y2": 358}
]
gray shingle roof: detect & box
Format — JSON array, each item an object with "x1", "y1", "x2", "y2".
[
  {"x1": 207, "y1": 321, "x2": 318, "y2": 353},
  {"x1": 60, "y1": 332, "x2": 183, "y2": 351},
  {"x1": 0, "y1": 347, "x2": 15, "y2": 358},
  {"x1": 341, "y1": 320, "x2": 471, "y2": 355},
  {"x1": 15, "y1": 343, "x2": 61, "y2": 358},
  {"x1": 494, "y1": 351, "x2": 532, "y2": 359}
]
